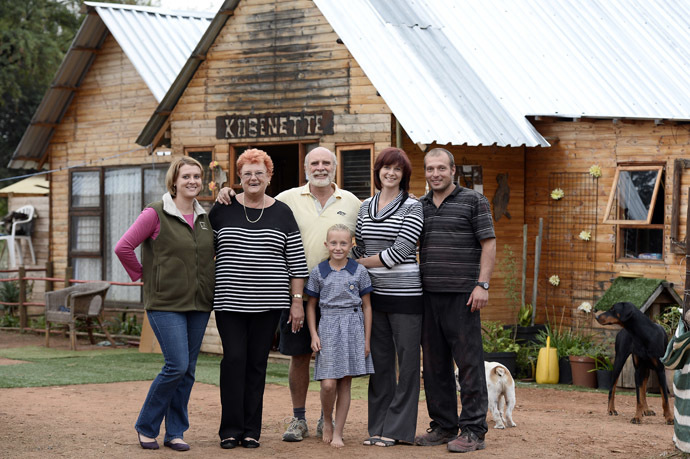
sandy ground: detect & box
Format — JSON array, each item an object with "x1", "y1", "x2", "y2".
[{"x1": 0, "y1": 330, "x2": 681, "y2": 458}]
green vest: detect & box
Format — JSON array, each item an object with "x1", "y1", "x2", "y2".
[{"x1": 141, "y1": 201, "x2": 215, "y2": 312}]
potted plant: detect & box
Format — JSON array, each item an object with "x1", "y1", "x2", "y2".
[
  {"x1": 482, "y1": 320, "x2": 520, "y2": 377},
  {"x1": 592, "y1": 353, "x2": 615, "y2": 390},
  {"x1": 500, "y1": 244, "x2": 545, "y2": 343},
  {"x1": 655, "y1": 305, "x2": 683, "y2": 395}
]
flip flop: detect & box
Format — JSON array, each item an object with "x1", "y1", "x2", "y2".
[
  {"x1": 374, "y1": 438, "x2": 397, "y2": 447},
  {"x1": 362, "y1": 436, "x2": 380, "y2": 446}
]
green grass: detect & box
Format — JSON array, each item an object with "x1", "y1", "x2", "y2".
[{"x1": 0, "y1": 346, "x2": 372, "y2": 399}]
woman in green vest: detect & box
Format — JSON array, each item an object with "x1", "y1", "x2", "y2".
[{"x1": 115, "y1": 156, "x2": 215, "y2": 452}]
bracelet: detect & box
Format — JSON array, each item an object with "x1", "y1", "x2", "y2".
[{"x1": 292, "y1": 293, "x2": 303, "y2": 299}]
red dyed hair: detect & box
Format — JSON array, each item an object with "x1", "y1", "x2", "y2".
[
  {"x1": 373, "y1": 147, "x2": 412, "y2": 192},
  {"x1": 236, "y1": 148, "x2": 274, "y2": 177}
]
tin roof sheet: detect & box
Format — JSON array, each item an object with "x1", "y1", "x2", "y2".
[
  {"x1": 314, "y1": 0, "x2": 690, "y2": 147},
  {"x1": 9, "y1": 2, "x2": 213, "y2": 170}
]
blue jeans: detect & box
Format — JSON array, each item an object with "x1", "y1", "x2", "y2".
[{"x1": 135, "y1": 310, "x2": 210, "y2": 442}]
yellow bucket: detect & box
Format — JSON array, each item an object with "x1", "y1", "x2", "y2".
[{"x1": 535, "y1": 336, "x2": 559, "y2": 384}]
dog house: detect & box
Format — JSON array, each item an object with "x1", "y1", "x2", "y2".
[{"x1": 595, "y1": 276, "x2": 683, "y2": 389}]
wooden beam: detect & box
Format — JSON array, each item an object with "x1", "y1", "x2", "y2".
[{"x1": 671, "y1": 160, "x2": 690, "y2": 254}]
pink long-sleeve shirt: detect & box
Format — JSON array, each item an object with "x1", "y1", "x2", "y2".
[{"x1": 114, "y1": 207, "x2": 195, "y2": 281}]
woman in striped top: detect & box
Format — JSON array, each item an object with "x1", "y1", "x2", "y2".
[
  {"x1": 209, "y1": 149, "x2": 308, "y2": 450},
  {"x1": 352, "y1": 147, "x2": 424, "y2": 447}
]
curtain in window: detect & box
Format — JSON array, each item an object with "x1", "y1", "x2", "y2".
[{"x1": 105, "y1": 168, "x2": 142, "y2": 302}]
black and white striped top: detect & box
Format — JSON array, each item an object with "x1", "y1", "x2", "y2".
[
  {"x1": 352, "y1": 191, "x2": 424, "y2": 314},
  {"x1": 209, "y1": 201, "x2": 309, "y2": 313}
]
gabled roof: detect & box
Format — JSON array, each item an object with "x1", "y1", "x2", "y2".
[
  {"x1": 138, "y1": 0, "x2": 690, "y2": 149},
  {"x1": 9, "y1": 2, "x2": 213, "y2": 170},
  {"x1": 315, "y1": 0, "x2": 690, "y2": 147}
]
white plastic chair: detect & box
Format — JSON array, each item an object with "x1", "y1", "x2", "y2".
[{"x1": 0, "y1": 205, "x2": 36, "y2": 267}]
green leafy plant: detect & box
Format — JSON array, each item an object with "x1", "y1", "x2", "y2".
[
  {"x1": 590, "y1": 353, "x2": 614, "y2": 372},
  {"x1": 654, "y1": 306, "x2": 682, "y2": 338},
  {"x1": 518, "y1": 304, "x2": 533, "y2": 327},
  {"x1": 107, "y1": 313, "x2": 142, "y2": 336},
  {"x1": 482, "y1": 321, "x2": 520, "y2": 353},
  {"x1": 0, "y1": 313, "x2": 19, "y2": 327}
]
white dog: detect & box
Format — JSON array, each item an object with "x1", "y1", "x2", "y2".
[{"x1": 455, "y1": 361, "x2": 517, "y2": 429}]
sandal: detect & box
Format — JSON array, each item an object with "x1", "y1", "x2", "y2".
[
  {"x1": 220, "y1": 437, "x2": 239, "y2": 449},
  {"x1": 363, "y1": 436, "x2": 380, "y2": 446},
  {"x1": 374, "y1": 438, "x2": 397, "y2": 447}
]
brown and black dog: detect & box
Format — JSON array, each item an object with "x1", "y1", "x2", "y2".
[{"x1": 595, "y1": 301, "x2": 673, "y2": 425}]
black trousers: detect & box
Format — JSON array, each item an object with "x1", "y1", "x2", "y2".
[
  {"x1": 216, "y1": 309, "x2": 282, "y2": 440},
  {"x1": 421, "y1": 291, "x2": 488, "y2": 438}
]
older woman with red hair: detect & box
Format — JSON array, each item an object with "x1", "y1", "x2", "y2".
[{"x1": 209, "y1": 148, "x2": 308, "y2": 449}]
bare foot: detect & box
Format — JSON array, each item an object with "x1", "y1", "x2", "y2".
[
  {"x1": 331, "y1": 434, "x2": 344, "y2": 448},
  {"x1": 322, "y1": 420, "x2": 333, "y2": 444}
]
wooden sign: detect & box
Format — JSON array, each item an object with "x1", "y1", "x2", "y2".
[{"x1": 216, "y1": 111, "x2": 334, "y2": 139}]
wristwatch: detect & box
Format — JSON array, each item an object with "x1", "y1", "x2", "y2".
[
  {"x1": 292, "y1": 293, "x2": 303, "y2": 299},
  {"x1": 477, "y1": 282, "x2": 489, "y2": 290}
]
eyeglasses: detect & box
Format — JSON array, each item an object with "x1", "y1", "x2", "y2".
[{"x1": 241, "y1": 171, "x2": 266, "y2": 180}]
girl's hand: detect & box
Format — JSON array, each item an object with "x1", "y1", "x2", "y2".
[
  {"x1": 365, "y1": 342, "x2": 371, "y2": 358},
  {"x1": 289, "y1": 299, "x2": 305, "y2": 333},
  {"x1": 311, "y1": 336, "x2": 321, "y2": 353}
]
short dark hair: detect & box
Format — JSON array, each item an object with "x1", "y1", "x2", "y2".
[
  {"x1": 424, "y1": 148, "x2": 455, "y2": 169},
  {"x1": 373, "y1": 147, "x2": 412, "y2": 192}
]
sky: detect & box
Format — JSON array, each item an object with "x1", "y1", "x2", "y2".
[{"x1": 152, "y1": 0, "x2": 224, "y2": 12}]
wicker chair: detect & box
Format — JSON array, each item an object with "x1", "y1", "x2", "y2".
[{"x1": 45, "y1": 281, "x2": 115, "y2": 350}]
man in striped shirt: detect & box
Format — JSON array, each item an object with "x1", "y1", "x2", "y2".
[{"x1": 415, "y1": 148, "x2": 496, "y2": 453}]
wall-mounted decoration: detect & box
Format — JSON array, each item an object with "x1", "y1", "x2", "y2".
[{"x1": 492, "y1": 172, "x2": 511, "y2": 221}]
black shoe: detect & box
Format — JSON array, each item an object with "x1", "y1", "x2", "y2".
[
  {"x1": 164, "y1": 440, "x2": 190, "y2": 451},
  {"x1": 137, "y1": 432, "x2": 159, "y2": 450},
  {"x1": 220, "y1": 438, "x2": 239, "y2": 449},
  {"x1": 242, "y1": 438, "x2": 260, "y2": 448}
]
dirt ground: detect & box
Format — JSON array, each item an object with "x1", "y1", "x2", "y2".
[{"x1": 0, "y1": 331, "x2": 681, "y2": 458}]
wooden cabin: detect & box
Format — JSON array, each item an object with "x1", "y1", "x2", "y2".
[
  {"x1": 9, "y1": 3, "x2": 213, "y2": 307},
  {"x1": 136, "y1": 0, "x2": 690, "y2": 339}
]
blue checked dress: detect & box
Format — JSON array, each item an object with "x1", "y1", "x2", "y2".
[{"x1": 305, "y1": 258, "x2": 375, "y2": 380}]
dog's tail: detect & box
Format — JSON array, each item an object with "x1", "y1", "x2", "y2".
[{"x1": 494, "y1": 366, "x2": 506, "y2": 378}]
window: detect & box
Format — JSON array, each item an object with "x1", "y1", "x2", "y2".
[
  {"x1": 336, "y1": 144, "x2": 373, "y2": 200},
  {"x1": 69, "y1": 166, "x2": 167, "y2": 302},
  {"x1": 603, "y1": 165, "x2": 664, "y2": 261}
]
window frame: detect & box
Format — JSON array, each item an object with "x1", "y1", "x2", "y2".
[
  {"x1": 336, "y1": 143, "x2": 374, "y2": 198},
  {"x1": 68, "y1": 168, "x2": 104, "y2": 259},
  {"x1": 185, "y1": 147, "x2": 215, "y2": 201},
  {"x1": 602, "y1": 165, "x2": 664, "y2": 225}
]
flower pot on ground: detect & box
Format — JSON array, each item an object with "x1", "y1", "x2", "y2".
[
  {"x1": 569, "y1": 355, "x2": 597, "y2": 388},
  {"x1": 558, "y1": 356, "x2": 573, "y2": 384},
  {"x1": 596, "y1": 369, "x2": 614, "y2": 390}
]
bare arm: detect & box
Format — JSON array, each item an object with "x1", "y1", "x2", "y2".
[
  {"x1": 361, "y1": 293, "x2": 372, "y2": 357},
  {"x1": 306, "y1": 296, "x2": 320, "y2": 352},
  {"x1": 467, "y1": 237, "x2": 496, "y2": 312},
  {"x1": 288, "y1": 277, "x2": 305, "y2": 333}
]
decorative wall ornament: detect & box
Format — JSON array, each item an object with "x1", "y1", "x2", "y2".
[
  {"x1": 549, "y1": 275, "x2": 560, "y2": 286},
  {"x1": 588, "y1": 164, "x2": 602, "y2": 178},
  {"x1": 578, "y1": 230, "x2": 591, "y2": 241},
  {"x1": 550, "y1": 188, "x2": 565, "y2": 200}
]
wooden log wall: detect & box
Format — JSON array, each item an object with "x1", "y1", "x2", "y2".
[
  {"x1": 47, "y1": 34, "x2": 168, "y2": 283},
  {"x1": 525, "y1": 118, "x2": 690, "y2": 327},
  {"x1": 169, "y1": 0, "x2": 392, "y2": 178}
]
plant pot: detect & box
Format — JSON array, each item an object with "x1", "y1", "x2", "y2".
[
  {"x1": 558, "y1": 356, "x2": 572, "y2": 384},
  {"x1": 503, "y1": 324, "x2": 547, "y2": 345},
  {"x1": 596, "y1": 369, "x2": 614, "y2": 390},
  {"x1": 484, "y1": 351, "x2": 517, "y2": 377},
  {"x1": 569, "y1": 355, "x2": 597, "y2": 388}
]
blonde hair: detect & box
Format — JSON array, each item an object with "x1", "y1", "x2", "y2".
[
  {"x1": 326, "y1": 223, "x2": 352, "y2": 239},
  {"x1": 165, "y1": 156, "x2": 204, "y2": 197}
]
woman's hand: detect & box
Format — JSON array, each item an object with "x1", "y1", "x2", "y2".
[
  {"x1": 289, "y1": 299, "x2": 305, "y2": 333},
  {"x1": 216, "y1": 187, "x2": 236, "y2": 205}
]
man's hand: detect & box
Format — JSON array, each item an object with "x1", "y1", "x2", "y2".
[
  {"x1": 467, "y1": 286, "x2": 489, "y2": 312},
  {"x1": 216, "y1": 187, "x2": 236, "y2": 205}
]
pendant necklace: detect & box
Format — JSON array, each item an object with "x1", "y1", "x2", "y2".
[{"x1": 242, "y1": 194, "x2": 266, "y2": 223}]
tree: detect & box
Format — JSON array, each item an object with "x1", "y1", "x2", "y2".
[{"x1": 0, "y1": 0, "x2": 81, "y2": 179}]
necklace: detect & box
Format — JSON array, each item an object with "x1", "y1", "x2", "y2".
[{"x1": 242, "y1": 194, "x2": 266, "y2": 223}]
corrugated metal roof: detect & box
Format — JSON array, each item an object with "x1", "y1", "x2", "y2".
[
  {"x1": 137, "y1": 0, "x2": 241, "y2": 147},
  {"x1": 9, "y1": 2, "x2": 213, "y2": 170},
  {"x1": 314, "y1": 0, "x2": 690, "y2": 147}
]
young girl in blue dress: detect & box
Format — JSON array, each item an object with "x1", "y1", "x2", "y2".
[{"x1": 305, "y1": 223, "x2": 374, "y2": 448}]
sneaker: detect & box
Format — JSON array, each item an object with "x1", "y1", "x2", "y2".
[
  {"x1": 282, "y1": 417, "x2": 309, "y2": 442},
  {"x1": 447, "y1": 430, "x2": 485, "y2": 453},
  {"x1": 415, "y1": 426, "x2": 457, "y2": 446},
  {"x1": 315, "y1": 416, "x2": 335, "y2": 437}
]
